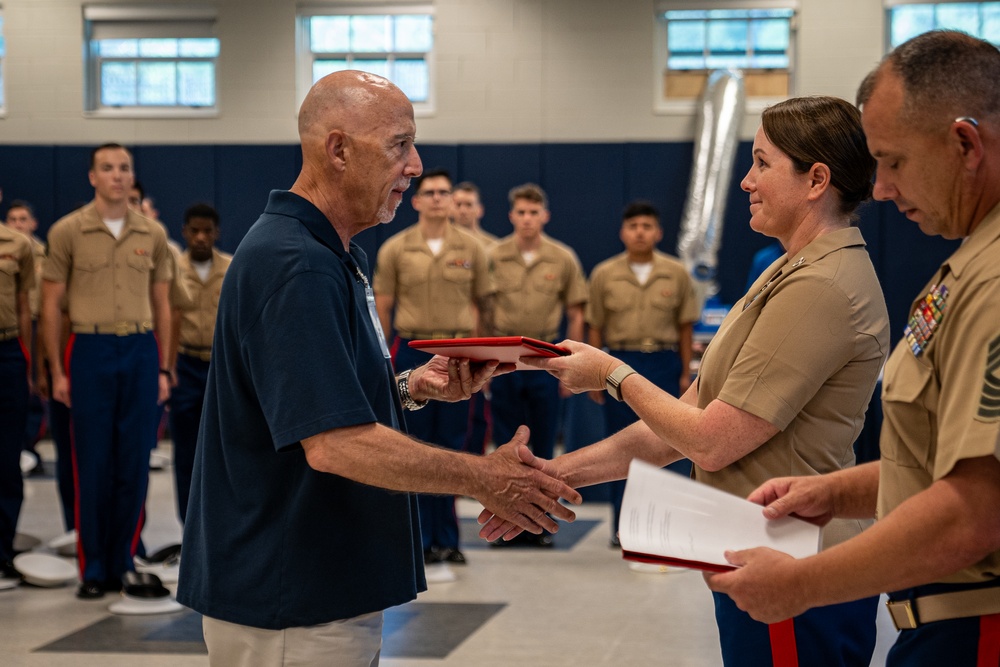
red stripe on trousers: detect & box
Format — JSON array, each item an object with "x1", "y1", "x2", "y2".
[
  {"x1": 130, "y1": 505, "x2": 145, "y2": 556},
  {"x1": 769, "y1": 619, "x2": 799, "y2": 667},
  {"x1": 17, "y1": 337, "x2": 30, "y2": 376},
  {"x1": 978, "y1": 614, "x2": 1000, "y2": 667},
  {"x1": 63, "y1": 334, "x2": 85, "y2": 578}
]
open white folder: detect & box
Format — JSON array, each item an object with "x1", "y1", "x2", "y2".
[{"x1": 619, "y1": 459, "x2": 822, "y2": 573}]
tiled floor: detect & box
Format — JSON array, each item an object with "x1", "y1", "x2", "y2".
[{"x1": 3, "y1": 441, "x2": 899, "y2": 666}]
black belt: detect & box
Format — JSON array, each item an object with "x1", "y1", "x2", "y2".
[
  {"x1": 71, "y1": 321, "x2": 153, "y2": 336},
  {"x1": 0, "y1": 327, "x2": 19, "y2": 342}
]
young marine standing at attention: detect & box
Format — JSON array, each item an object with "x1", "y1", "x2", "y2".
[
  {"x1": 487, "y1": 183, "x2": 588, "y2": 547},
  {"x1": 167, "y1": 203, "x2": 230, "y2": 525},
  {"x1": 374, "y1": 168, "x2": 495, "y2": 564},
  {"x1": 42, "y1": 143, "x2": 173, "y2": 600},
  {"x1": 586, "y1": 200, "x2": 700, "y2": 545},
  {"x1": 0, "y1": 219, "x2": 34, "y2": 588}
]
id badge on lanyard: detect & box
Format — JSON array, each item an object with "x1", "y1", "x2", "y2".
[{"x1": 356, "y1": 267, "x2": 391, "y2": 359}]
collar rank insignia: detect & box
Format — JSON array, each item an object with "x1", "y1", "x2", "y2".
[{"x1": 904, "y1": 283, "x2": 948, "y2": 357}]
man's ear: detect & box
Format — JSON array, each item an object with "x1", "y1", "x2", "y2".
[
  {"x1": 953, "y1": 119, "x2": 984, "y2": 171},
  {"x1": 326, "y1": 130, "x2": 347, "y2": 171}
]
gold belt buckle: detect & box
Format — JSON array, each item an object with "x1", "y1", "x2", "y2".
[
  {"x1": 639, "y1": 339, "x2": 658, "y2": 353},
  {"x1": 114, "y1": 321, "x2": 132, "y2": 336},
  {"x1": 886, "y1": 599, "x2": 918, "y2": 630}
]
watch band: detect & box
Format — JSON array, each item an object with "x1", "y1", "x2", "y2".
[
  {"x1": 397, "y1": 368, "x2": 429, "y2": 411},
  {"x1": 605, "y1": 364, "x2": 637, "y2": 402}
]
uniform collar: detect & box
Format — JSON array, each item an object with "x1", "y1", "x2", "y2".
[
  {"x1": 77, "y1": 202, "x2": 154, "y2": 235},
  {"x1": 610, "y1": 251, "x2": 682, "y2": 282},
  {"x1": 401, "y1": 221, "x2": 469, "y2": 251},
  {"x1": 942, "y1": 201, "x2": 1000, "y2": 280},
  {"x1": 494, "y1": 233, "x2": 556, "y2": 260},
  {"x1": 180, "y1": 247, "x2": 229, "y2": 280},
  {"x1": 781, "y1": 226, "x2": 865, "y2": 276},
  {"x1": 0, "y1": 224, "x2": 18, "y2": 242}
]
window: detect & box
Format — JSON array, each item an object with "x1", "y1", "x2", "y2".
[
  {"x1": 0, "y1": 13, "x2": 6, "y2": 113},
  {"x1": 654, "y1": 2, "x2": 797, "y2": 111},
  {"x1": 298, "y1": 6, "x2": 434, "y2": 114},
  {"x1": 887, "y1": 1, "x2": 1000, "y2": 47},
  {"x1": 83, "y1": 5, "x2": 219, "y2": 116}
]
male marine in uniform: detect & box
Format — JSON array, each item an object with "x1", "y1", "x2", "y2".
[
  {"x1": 42, "y1": 143, "x2": 173, "y2": 599},
  {"x1": 5, "y1": 202, "x2": 47, "y2": 473},
  {"x1": 587, "y1": 200, "x2": 700, "y2": 545},
  {"x1": 167, "y1": 203, "x2": 230, "y2": 524},
  {"x1": 451, "y1": 181, "x2": 496, "y2": 454},
  {"x1": 488, "y1": 183, "x2": 587, "y2": 546},
  {"x1": 0, "y1": 220, "x2": 33, "y2": 587},
  {"x1": 706, "y1": 31, "x2": 1000, "y2": 666},
  {"x1": 374, "y1": 168, "x2": 494, "y2": 564}
]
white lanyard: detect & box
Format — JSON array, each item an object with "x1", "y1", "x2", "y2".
[{"x1": 356, "y1": 267, "x2": 391, "y2": 359}]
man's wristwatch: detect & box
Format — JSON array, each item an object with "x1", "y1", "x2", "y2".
[
  {"x1": 605, "y1": 364, "x2": 637, "y2": 402},
  {"x1": 397, "y1": 368, "x2": 429, "y2": 411}
]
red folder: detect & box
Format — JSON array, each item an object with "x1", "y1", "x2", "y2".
[
  {"x1": 621, "y1": 550, "x2": 737, "y2": 574},
  {"x1": 408, "y1": 336, "x2": 569, "y2": 369}
]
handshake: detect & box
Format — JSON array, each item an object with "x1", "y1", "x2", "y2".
[{"x1": 471, "y1": 426, "x2": 576, "y2": 542}]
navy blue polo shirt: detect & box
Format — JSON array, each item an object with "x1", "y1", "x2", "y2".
[{"x1": 177, "y1": 190, "x2": 425, "y2": 629}]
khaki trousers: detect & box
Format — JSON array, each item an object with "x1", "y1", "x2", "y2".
[{"x1": 202, "y1": 611, "x2": 383, "y2": 666}]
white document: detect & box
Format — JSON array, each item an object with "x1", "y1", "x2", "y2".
[{"x1": 619, "y1": 459, "x2": 822, "y2": 572}]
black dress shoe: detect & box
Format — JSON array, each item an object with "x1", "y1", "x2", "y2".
[
  {"x1": 0, "y1": 560, "x2": 21, "y2": 579},
  {"x1": 423, "y1": 548, "x2": 443, "y2": 564},
  {"x1": 77, "y1": 581, "x2": 105, "y2": 599},
  {"x1": 443, "y1": 549, "x2": 467, "y2": 564}
]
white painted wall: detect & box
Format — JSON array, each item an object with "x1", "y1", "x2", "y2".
[{"x1": 0, "y1": 0, "x2": 885, "y2": 144}]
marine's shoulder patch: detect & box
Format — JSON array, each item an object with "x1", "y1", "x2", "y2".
[{"x1": 979, "y1": 334, "x2": 1000, "y2": 420}]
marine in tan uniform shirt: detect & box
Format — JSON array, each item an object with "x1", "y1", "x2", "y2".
[
  {"x1": 878, "y1": 202, "x2": 1000, "y2": 583},
  {"x1": 587, "y1": 252, "x2": 699, "y2": 380},
  {"x1": 489, "y1": 233, "x2": 587, "y2": 342},
  {"x1": 0, "y1": 224, "x2": 34, "y2": 347},
  {"x1": 4, "y1": 202, "x2": 45, "y2": 321},
  {"x1": 167, "y1": 203, "x2": 230, "y2": 524},
  {"x1": 4, "y1": 200, "x2": 51, "y2": 475},
  {"x1": 40, "y1": 143, "x2": 173, "y2": 598},
  {"x1": 374, "y1": 173, "x2": 493, "y2": 342},
  {"x1": 586, "y1": 201, "x2": 701, "y2": 543},
  {"x1": 694, "y1": 226, "x2": 888, "y2": 549},
  {"x1": 171, "y1": 247, "x2": 230, "y2": 362},
  {"x1": 0, "y1": 221, "x2": 34, "y2": 580},
  {"x1": 373, "y1": 169, "x2": 494, "y2": 564},
  {"x1": 697, "y1": 38, "x2": 1000, "y2": 655},
  {"x1": 488, "y1": 183, "x2": 587, "y2": 501}
]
